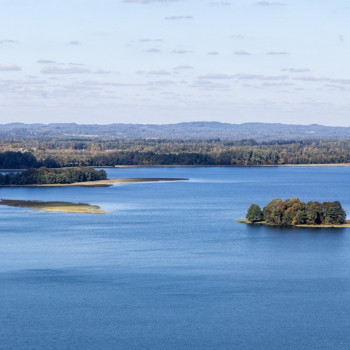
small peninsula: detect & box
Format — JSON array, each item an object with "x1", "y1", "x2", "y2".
[
  {"x1": 0, "y1": 166, "x2": 188, "y2": 187},
  {"x1": 0, "y1": 199, "x2": 105, "y2": 214},
  {"x1": 28, "y1": 177, "x2": 189, "y2": 187},
  {"x1": 238, "y1": 198, "x2": 348, "y2": 228}
]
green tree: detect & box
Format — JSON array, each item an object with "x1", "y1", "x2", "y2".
[
  {"x1": 322, "y1": 201, "x2": 346, "y2": 225},
  {"x1": 305, "y1": 201, "x2": 323, "y2": 225},
  {"x1": 246, "y1": 204, "x2": 264, "y2": 222},
  {"x1": 294, "y1": 209, "x2": 307, "y2": 225},
  {"x1": 263, "y1": 199, "x2": 285, "y2": 225}
]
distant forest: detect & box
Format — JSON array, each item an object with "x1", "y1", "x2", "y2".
[
  {"x1": 1, "y1": 139, "x2": 350, "y2": 167},
  {"x1": 2, "y1": 122, "x2": 350, "y2": 140}
]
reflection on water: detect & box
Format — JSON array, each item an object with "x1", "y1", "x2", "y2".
[{"x1": 1, "y1": 166, "x2": 350, "y2": 349}]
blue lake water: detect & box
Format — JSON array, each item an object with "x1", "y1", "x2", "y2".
[{"x1": 1, "y1": 166, "x2": 350, "y2": 349}]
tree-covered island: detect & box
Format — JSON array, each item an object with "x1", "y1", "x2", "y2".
[{"x1": 241, "y1": 198, "x2": 347, "y2": 227}]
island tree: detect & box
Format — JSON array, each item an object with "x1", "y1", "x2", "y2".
[{"x1": 246, "y1": 204, "x2": 263, "y2": 222}]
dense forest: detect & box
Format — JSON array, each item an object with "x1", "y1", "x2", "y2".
[
  {"x1": 246, "y1": 198, "x2": 346, "y2": 226},
  {"x1": 2, "y1": 138, "x2": 350, "y2": 167},
  {"x1": 0, "y1": 151, "x2": 60, "y2": 169},
  {"x1": 0, "y1": 167, "x2": 107, "y2": 185}
]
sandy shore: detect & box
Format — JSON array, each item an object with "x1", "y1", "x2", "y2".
[{"x1": 0, "y1": 177, "x2": 189, "y2": 187}]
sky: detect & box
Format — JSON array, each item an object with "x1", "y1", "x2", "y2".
[{"x1": 0, "y1": 0, "x2": 350, "y2": 125}]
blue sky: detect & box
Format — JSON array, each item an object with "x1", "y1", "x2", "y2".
[{"x1": 1, "y1": 0, "x2": 349, "y2": 125}]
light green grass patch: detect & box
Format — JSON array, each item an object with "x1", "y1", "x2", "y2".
[{"x1": 0, "y1": 199, "x2": 105, "y2": 214}]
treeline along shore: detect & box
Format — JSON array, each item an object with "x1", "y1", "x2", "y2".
[
  {"x1": 3, "y1": 138, "x2": 350, "y2": 167},
  {"x1": 0, "y1": 167, "x2": 107, "y2": 185}
]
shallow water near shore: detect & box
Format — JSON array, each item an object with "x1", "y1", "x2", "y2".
[{"x1": 1, "y1": 166, "x2": 350, "y2": 349}]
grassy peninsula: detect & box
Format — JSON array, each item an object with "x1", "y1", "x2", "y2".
[
  {"x1": 0, "y1": 199, "x2": 105, "y2": 214},
  {"x1": 239, "y1": 198, "x2": 347, "y2": 228}
]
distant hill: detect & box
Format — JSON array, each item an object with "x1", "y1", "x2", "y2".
[{"x1": 1, "y1": 122, "x2": 350, "y2": 141}]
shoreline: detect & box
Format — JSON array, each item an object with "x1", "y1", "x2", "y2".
[
  {"x1": 2, "y1": 164, "x2": 350, "y2": 172},
  {"x1": 0, "y1": 177, "x2": 189, "y2": 187},
  {"x1": 237, "y1": 219, "x2": 350, "y2": 228}
]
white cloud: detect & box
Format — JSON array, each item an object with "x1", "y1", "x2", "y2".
[
  {"x1": 67, "y1": 41, "x2": 81, "y2": 46},
  {"x1": 191, "y1": 80, "x2": 231, "y2": 90},
  {"x1": 198, "y1": 73, "x2": 289, "y2": 81},
  {"x1": 294, "y1": 76, "x2": 330, "y2": 82},
  {"x1": 171, "y1": 49, "x2": 192, "y2": 54},
  {"x1": 95, "y1": 69, "x2": 112, "y2": 75},
  {"x1": 234, "y1": 74, "x2": 288, "y2": 80},
  {"x1": 294, "y1": 76, "x2": 350, "y2": 85},
  {"x1": 147, "y1": 80, "x2": 177, "y2": 86},
  {"x1": 148, "y1": 69, "x2": 172, "y2": 75},
  {"x1": 37, "y1": 59, "x2": 56, "y2": 64},
  {"x1": 267, "y1": 51, "x2": 289, "y2": 55},
  {"x1": 139, "y1": 38, "x2": 163, "y2": 42},
  {"x1": 0, "y1": 63, "x2": 22, "y2": 71},
  {"x1": 174, "y1": 65, "x2": 194, "y2": 70},
  {"x1": 281, "y1": 68, "x2": 310, "y2": 73},
  {"x1": 233, "y1": 50, "x2": 251, "y2": 55},
  {"x1": 41, "y1": 65, "x2": 90, "y2": 74},
  {"x1": 144, "y1": 48, "x2": 162, "y2": 53},
  {"x1": 198, "y1": 73, "x2": 234, "y2": 79},
  {"x1": 0, "y1": 40, "x2": 18, "y2": 44}
]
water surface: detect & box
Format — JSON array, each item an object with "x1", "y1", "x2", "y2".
[{"x1": 1, "y1": 166, "x2": 350, "y2": 349}]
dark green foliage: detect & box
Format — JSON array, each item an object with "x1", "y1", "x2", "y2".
[
  {"x1": 252, "y1": 198, "x2": 347, "y2": 226},
  {"x1": 322, "y1": 201, "x2": 346, "y2": 225},
  {"x1": 0, "y1": 167, "x2": 107, "y2": 185},
  {"x1": 246, "y1": 204, "x2": 264, "y2": 222},
  {"x1": 0, "y1": 151, "x2": 60, "y2": 169},
  {"x1": 0, "y1": 151, "x2": 41, "y2": 169},
  {"x1": 305, "y1": 201, "x2": 323, "y2": 225},
  {"x1": 294, "y1": 210, "x2": 307, "y2": 225},
  {"x1": 263, "y1": 199, "x2": 284, "y2": 225}
]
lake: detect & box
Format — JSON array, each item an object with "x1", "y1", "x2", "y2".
[{"x1": 1, "y1": 166, "x2": 350, "y2": 349}]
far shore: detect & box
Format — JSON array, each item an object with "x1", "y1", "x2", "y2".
[
  {"x1": 237, "y1": 218, "x2": 350, "y2": 228},
  {"x1": 0, "y1": 177, "x2": 189, "y2": 187},
  {"x1": 2, "y1": 164, "x2": 350, "y2": 173}
]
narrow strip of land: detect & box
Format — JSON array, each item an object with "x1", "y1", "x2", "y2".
[
  {"x1": 0, "y1": 199, "x2": 105, "y2": 214},
  {"x1": 0, "y1": 177, "x2": 189, "y2": 187}
]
